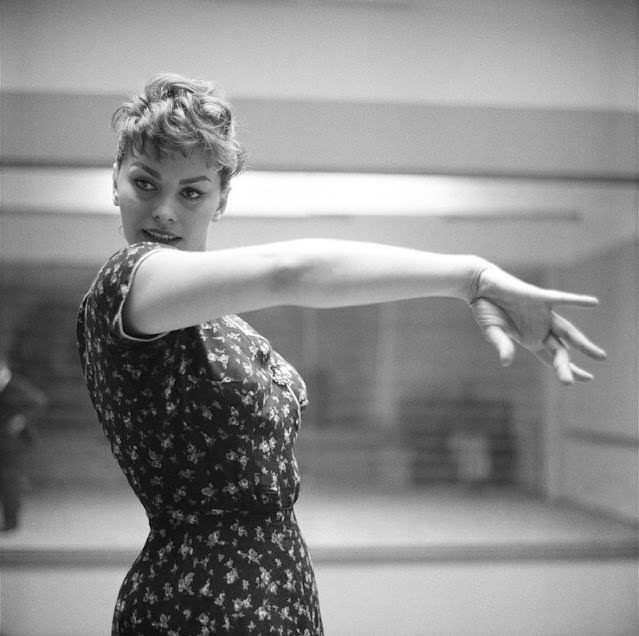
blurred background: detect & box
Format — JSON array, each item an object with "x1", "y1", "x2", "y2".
[{"x1": 0, "y1": 1, "x2": 637, "y2": 634}]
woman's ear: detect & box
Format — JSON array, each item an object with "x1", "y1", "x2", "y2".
[
  {"x1": 213, "y1": 188, "x2": 230, "y2": 222},
  {"x1": 112, "y1": 163, "x2": 120, "y2": 207}
]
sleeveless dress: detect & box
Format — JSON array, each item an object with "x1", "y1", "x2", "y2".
[{"x1": 76, "y1": 243, "x2": 324, "y2": 636}]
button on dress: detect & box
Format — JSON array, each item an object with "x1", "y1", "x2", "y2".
[{"x1": 77, "y1": 243, "x2": 324, "y2": 635}]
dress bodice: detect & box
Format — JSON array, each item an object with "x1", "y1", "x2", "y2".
[{"x1": 77, "y1": 243, "x2": 309, "y2": 526}]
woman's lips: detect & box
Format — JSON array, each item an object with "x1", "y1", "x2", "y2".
[{"x1": 142, "y1": 229, "x2": 181, "y2": 245}]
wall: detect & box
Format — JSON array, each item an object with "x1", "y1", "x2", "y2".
[
  {"x1": 1, "y1": 0, "x2": 636, "y2": 110},
  {"x1": 543, "y1": 240, "x2": 639, "y2": 521},
  {"x1": 3, "y1": 93, "x2": 637, "y2": 179},
  {"x1": 2, "y1": 0, "x2": 637, "y2": 180}
]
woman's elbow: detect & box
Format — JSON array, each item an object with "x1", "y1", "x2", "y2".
[{"x1": 266, "y1": 239, "x2": 328, "y2": 307}]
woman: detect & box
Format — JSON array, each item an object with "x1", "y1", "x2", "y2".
[{"x1": 77, "y1": 74, "x2": 606, "y2": 635}]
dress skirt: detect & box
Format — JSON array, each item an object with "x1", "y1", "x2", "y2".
[{"x1": 112, "y1": 508, "x2": 323, "y2": 636}]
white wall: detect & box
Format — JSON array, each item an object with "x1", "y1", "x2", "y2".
[{"x1": 1, "y1": 0, "x2": 636, "y2": 110}]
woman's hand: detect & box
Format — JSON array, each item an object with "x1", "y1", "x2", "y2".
[{"x1": 468, "y1": 263, "x2": 607, "y2": 384}]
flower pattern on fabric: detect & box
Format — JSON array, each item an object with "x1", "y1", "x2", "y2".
[{"x1": 77, "y1": 243, "x2": 322, "y2": 635}]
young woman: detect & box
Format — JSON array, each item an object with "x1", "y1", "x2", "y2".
[{"x1": 77, "y1": 73, "x2": 606, "y2": 635}]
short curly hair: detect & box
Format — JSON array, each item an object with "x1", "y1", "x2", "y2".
[{"x1": 112, "y1": 73, "x2": 247, "y2": 191}]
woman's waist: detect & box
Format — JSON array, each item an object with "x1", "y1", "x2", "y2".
[
  {"x1": 146, "y1": 504, "x2": 298, "y2": 535},
  {"x1": 134, "y1": 471, "x2": 301, "y2": 515}
]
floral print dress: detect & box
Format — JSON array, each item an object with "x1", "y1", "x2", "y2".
[{"x1": 77, "y1": 243, "x2": 323, "y2": 635}]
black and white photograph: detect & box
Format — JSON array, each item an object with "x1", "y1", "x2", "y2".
[{"x1": 0, "y1": 1, "x2": 637, "y2": 634}]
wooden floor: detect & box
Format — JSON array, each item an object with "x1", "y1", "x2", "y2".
[{"x1": 1, "y1": 483, "x2": 637, "y2": 565}]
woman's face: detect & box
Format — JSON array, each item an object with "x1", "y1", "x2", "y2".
[{"x1": 113, "y1": 148, "x2": 228, "y2": 252}]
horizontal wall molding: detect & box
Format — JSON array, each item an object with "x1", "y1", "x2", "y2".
[
  {"x1": 1, "y1": 92, "x2": 637, "y2": 180},
  {"x1": 2, "y1": 540, "x2": 638, "y2": 569},
  {"x1": 566, "y1": 430, "x2": 639, "y2": 449},
  {"x1": 1, "y1": 160, "x2": 637, "y2": 186}
]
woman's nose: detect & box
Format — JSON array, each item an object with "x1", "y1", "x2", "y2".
[{"x1": 152, "y1": 198, "x2": 176, "y2": 224}]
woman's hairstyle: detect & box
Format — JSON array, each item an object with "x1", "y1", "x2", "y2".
[{"x1": 112, "y1": 73, "x2": 246, "y2": 190}]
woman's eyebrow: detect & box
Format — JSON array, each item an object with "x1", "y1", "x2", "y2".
[
  {"x1": 131, "y1": 161, "x2": 161, "y2": 180},
  {"x1": 130, "y1": 162, "x2": 211, "y2": 185},
  {"x1": 179, "y1": 176, "x2": 212, "y2": 185}
]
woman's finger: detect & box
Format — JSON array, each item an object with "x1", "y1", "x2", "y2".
[
  {"x1": 569, "y1": 364, "x2": 594, "y2": 382},
  {"x1": 536, "y1": 347, "x2": 594, "y2": 382},
  {"x1": 541, "y1": 334, "x2": 575, "y2": 385},
  {"x1": 483, "y1": 325, "x2": 516, "y2": 367},
  {"x1": 551, "y1": 313, "x2": 607, "y2": 360},
  {"x1": 535, "y1": 289, "x2": 599, "y2": 307},
  {"x1": 539, "y1": 334, "x2": 596, "y2": 383}
]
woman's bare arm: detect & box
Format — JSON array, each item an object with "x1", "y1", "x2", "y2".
[
  {"x1": 124, "y1": 238, "x2": 606, "y2": 384},
  {"x1": 123, "y1": 238, "x2": 483, "y2": 334}
]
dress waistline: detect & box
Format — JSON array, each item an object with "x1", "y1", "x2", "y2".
[{"x1": 147, "y1": 506, "x2": 296, "y2": 534}]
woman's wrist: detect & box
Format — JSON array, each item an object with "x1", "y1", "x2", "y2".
[{"x1": 459, "y1": 255, "x2": 492, "y2": 305}]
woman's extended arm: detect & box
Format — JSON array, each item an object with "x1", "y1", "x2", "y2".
[
  {"x1": 123, "y1": 238, "x2": 606, "y2": 383},
  {"x1": 124, "y1": 239, "x2": 484, "y2": 329}
]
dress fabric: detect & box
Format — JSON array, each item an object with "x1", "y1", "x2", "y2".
[{"x1": 77, "y1": 243, "x2": 323, "y2": 636}]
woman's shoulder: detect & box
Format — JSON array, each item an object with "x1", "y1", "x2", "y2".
[
  {"x1": 78, "y1": 243, "x2": 179, "y2": 349},
  {"x1": 105, "y1": 241, "x2": 175, "y2": 270},
  {"x1": 87, "y1": 242, "x2": 172, "y2": 291}
]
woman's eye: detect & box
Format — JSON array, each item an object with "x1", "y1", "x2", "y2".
[
  {"x1": 182, "y1": 188, "x2": 203, "y2": 201},
  {"x1": 133, "y1": 179, "x2": 155, "y2": 192}
]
